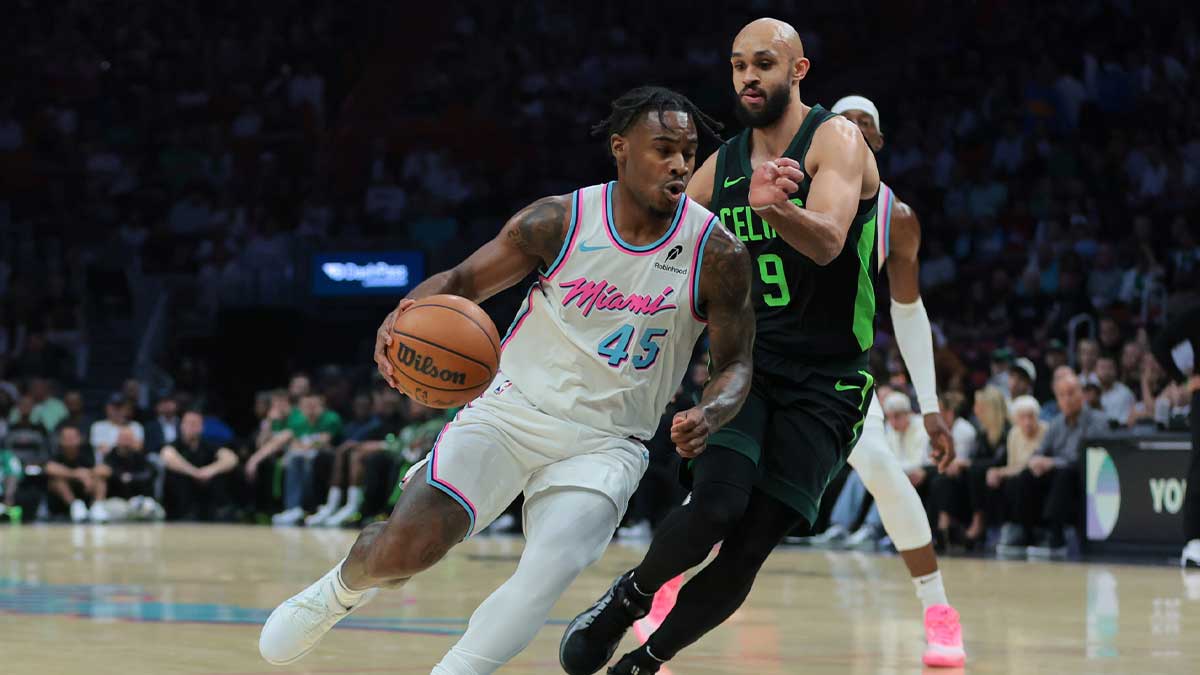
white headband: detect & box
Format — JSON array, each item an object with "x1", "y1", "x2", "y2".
[{"x1": 831, "y1": 95, "x2": 882, "y2": 133}]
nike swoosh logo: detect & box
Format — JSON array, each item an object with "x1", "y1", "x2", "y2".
[
  {"x1": 723, "y1": 176, "x2": 747, "y2": 188},
  {"x1": 834, "y1": 380, "x2": 862, "y2": 392},
  {"x1": 578, "y1": 240, "x2": 609, "y2": 252}
]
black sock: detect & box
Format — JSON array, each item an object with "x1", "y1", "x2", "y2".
[
  {"x1": 646, "y1": 491, "x2": 803, "y2": 660},
  {"x1": 632, "y1": 448, "x2": 757, "y2": 592}
]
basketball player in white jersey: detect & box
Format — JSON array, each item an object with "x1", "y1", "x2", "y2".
[
  {"x1": 258, "y1": 86, "x2": 755, "y2": 674},
  {"x1": 830, "y1": 94, "x2": 965, "y2": 667}
]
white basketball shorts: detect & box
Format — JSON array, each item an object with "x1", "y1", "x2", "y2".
[{"x1": 405, "y1": 373, "x2": 649, "y2": 538}]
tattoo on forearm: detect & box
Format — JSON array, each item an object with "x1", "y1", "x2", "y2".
[
  {"x1": 697, "y1": 229, "x2": 755, "y2": 427},
  {"x1": 506, "y1": 197, "x2": 568, "y2": 264}
]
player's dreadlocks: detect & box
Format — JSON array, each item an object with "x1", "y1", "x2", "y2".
[{"x1": 591, "y1": 85, "x2": 723, "y2": 159}]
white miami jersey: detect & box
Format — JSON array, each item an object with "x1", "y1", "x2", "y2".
[
  {"x1": 499, "y1": 181, "x2": 719, "y2": 440},
  {"x1": 876, "y1": 181, "x2": 895, "y2": 272}
]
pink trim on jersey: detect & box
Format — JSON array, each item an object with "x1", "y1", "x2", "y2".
[
  {"x1": 688, "y1": 214, "x2": 719, "y2": 323},
  {"x1": 602, "y1": 182, "x2": 689, "y2": 256},
  {"x1": 540, "y1": 189, "x2": 584, "y2": 281},
  {"x1": 428, "y1": 420, "x2": 478, "y2": 519},
  {"x1": 877, "y1": 184, "x2": 893, "y2": 267},
  {"x1": 500, "y1": 284, "x2": 538, "y2": 350}
]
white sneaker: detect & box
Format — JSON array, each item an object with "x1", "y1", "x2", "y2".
[
  {"x1": 1183, "y1": 539, "x2": 1200, "y2": 569},
  {"x1": 70, "y1": 500, "x2": 89, "y2": 523},
  {"x1": 138, "y1": 497, "x2": 165, "y2": 521},
  {"x1": 259, "y1": 563, "x2": 379, "y2": 665},
  {"x1": 808, "y1": 524, "x2": 850, "y2": 548},
  {"x1": 89, "y1": 502, "x2": 111, "y2": 524},
  {"x1": 272, "y1": 507, "x2": 306, "y2": 526},
  {"x1": 306, "y1": 504, "x2": 338, "y2": 527},
  {"x1": 845, "y1": 524, "x2": 882, "y2": 551},
  {"x1": 323, "y1": 503, "x2": 360, "y2": 528}
]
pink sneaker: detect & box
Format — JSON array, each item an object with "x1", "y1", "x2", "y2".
[{"x1": 922, "y1": 604, "x2": 966, "y2": 667}]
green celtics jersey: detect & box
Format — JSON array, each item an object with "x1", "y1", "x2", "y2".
[{"x1": 710, "y1": 104, "x2": 878, "y2": 372}]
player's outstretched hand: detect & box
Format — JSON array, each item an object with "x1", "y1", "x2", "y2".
[
  {"x1": 923, "y1": 412, "x2": 956, "y2": 472},
  {"x1": 374, "y1": 298, "x2": 417, "y2": 390},
  {"x1": 749, "y1": 157, "x2": 805, "y2": 211},
  {"x1": 671, "y1": 407, "x2": 711, "y2": 459}
]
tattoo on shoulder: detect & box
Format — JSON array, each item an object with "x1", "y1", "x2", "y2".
[
  {"x1": 506, "y1": 196, "x2": 568, "y2": 263},
  {"x1": 700, "y1": 226, "x2": 752, "y2": 310}
]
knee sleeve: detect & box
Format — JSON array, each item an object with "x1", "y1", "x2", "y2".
[{"x1": 848, "y1": 432, "x2": 931, "y2": 550}]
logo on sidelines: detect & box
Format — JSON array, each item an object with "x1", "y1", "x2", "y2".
[{"x1": 1086, "y1": 446, "x2": 1121, "y2": 540}]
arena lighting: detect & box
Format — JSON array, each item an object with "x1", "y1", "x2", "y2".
[{"x1": 312, "y1": 251, "x2": 424, "y2": 296}]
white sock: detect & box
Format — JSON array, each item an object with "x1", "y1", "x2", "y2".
[
  {"x1": 332, "y1": 560, "x2": 369, "y2": 607},
  {"x1": 913, "y1": 570, "x2": 949, "y2": 611},
  {"x1": 325, "y1": 487, "x2": 344, "y2": 509},
  {"x1": 346, "y1": 486, "x2": 364, "y2": 508}
]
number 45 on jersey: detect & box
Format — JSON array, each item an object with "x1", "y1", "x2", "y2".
[{"x1": 597, "y1": 325, "x2": 668, "y2": 369}]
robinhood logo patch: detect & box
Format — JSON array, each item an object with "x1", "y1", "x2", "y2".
[{"x1": 655, "y1": 245, "x2": 688, "y2": 275}]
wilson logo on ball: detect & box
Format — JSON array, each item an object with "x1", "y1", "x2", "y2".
[{"x1": 394, "y1": 342, "x2": 468, "y2": 386}]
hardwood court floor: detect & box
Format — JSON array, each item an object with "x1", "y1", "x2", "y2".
[{"x1": 1, "y1": 524, "x2": 1197, "y2": 674}]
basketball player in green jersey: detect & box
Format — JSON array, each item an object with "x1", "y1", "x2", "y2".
[{"x1": 562, "y1": 18, "x2": 950, "y2": 674}]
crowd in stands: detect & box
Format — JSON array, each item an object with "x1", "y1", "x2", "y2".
[
  {"x1": 1, "y1": 2, "x2": 1197, "y2": 556},
  {"x1": 805, "y1": 328, "x2": 1197, "y2": 558}
]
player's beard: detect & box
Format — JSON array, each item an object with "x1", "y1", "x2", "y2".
[{"x1": 733, "y1": 81, "x2": 791, "y2": 128}]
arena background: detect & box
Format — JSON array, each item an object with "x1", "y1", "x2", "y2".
[{"x1": 2, "y1": 1, "x2": 1200, "y2": 673}]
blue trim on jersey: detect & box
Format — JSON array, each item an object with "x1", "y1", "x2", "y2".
[
  {"x1": 425, "y1": 427, "x2": 476, "y2": 540},
  {"x1": 604, "y1": 181, "x2": 685, "y2": 252},
  {"x1": 882, "y1": 186, "x2": 893, "y2": 259},
  {"x1": 500, "y1": 282, "x2": 539, "y2": 348},
  {"x1": 690, "y1": 214, "x2": 719, "y2": 320},
  {"x1": 540, "y1": 190, "x2": 580, "y2": 277}
]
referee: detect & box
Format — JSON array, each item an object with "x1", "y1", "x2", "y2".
[{"x1": 1150, "y1": 305, "x2": 1200, "y2": 568}]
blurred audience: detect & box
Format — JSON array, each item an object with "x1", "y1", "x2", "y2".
[
  {"x1": 997, "y1": 372, "x2": 1108, "y2": 557},
  {"x1": 161, "y1": 411, "x2": 238, "y2": 521}
]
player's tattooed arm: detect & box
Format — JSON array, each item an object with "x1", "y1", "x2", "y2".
[
  {"x1": 670, "y1": 225, "x2": 755, "y2": 458},
  {"x1": 402, "y1": 195, "x2": 569, "y2": 304},
  {"x1": 374, "y1": 195, "x2": 569, "y2": 388}
]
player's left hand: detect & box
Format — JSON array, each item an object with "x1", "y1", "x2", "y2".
[
  {"x1": 671, "y1": 407, "x2": 711, "y2": 459},
  {"x1": 924, "y1": 412, "x2": 955, "y2": 473},
  {"x1": 749, "y1": 157, "x2": 805, "y2": 211},
  {"x1": 375, "y1": 298, "x2": 417, "y2": 390}
]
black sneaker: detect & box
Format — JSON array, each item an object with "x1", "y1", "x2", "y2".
[
  {"x1": 560, "y1": 572, "x2": 652, "y2": 675},
  {"x1": 995, "y1": 523, "x2": 1028, "y2": 558},
  {"x1": 1028, "y1": 526, "x2": 1067, "y2": 559},
  {"x1": 607, "y1": 646, "x2": 664, "y2": 674}
]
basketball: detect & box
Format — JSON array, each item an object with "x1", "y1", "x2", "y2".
[{"x1": 385, "y1": 294, "x2": 501, "y2": 408}]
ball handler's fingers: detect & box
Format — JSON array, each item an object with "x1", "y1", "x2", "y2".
[{"x1": 775, "y1": 157, "x2": 802, "y2": 171}]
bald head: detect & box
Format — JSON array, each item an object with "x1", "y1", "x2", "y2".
[
  {"x1": 730, "y1": 18, "x2": 809, "y2": 129},
  {"x1": 1053, "y1": 370, "x2": 1084, "y2": 418},
  {"x1": 733, "y1": 18, "x2": 804, "y2": 60}
]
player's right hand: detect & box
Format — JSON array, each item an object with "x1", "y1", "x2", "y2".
[
  {"x1": 670, "y1": 407, "x2": 711, "y2": 458},
  {"x1": 749, "y1": 157, "x2": 805, "y2": 210},
  {"x1": 374, "y1": 298, "x2": 416, "y2": 390}
]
